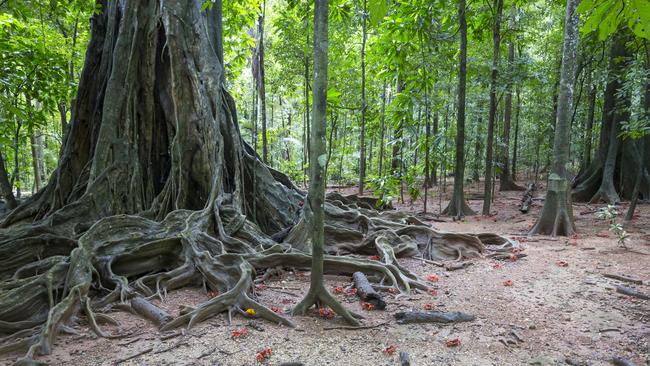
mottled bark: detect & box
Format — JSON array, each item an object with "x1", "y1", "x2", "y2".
[{"x1": 530, "y1": 0, "x2": 580, "y2": 236}]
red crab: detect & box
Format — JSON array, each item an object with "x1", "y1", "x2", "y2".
[
  {"x1": 426, "y1": 274, "x2": 439, "y2": 282},
  {"x1": 503, "y1": 279, "x2": 513, "y2": 287},
  {"x1": 231, "y1": 327, "x2": 249, "y2": 339},
  {"x1": 256, "y1": 347, "x2": 272, "y2": 362},
  {"x1": 360, "y1": 301, "x2": 375, "y2": 311},
  {"x1": 318, "y1": 307, "x2": 334, "y2": 319},
  {"x1": 446, "y1": 337, "x2": 461, "y2": 347},
  {"x1": 382, "y1": 345, "x2": 397, "y2": 355}
]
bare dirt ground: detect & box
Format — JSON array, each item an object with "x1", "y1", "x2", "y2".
[{"x1": 3, "y1": 183, "x2": 650, "y2": 366}]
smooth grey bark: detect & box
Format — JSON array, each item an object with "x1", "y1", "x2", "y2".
[
  {"x1": 530, "y1": 0, "x2": 580, "y2": 236},
  {"x1": 443, "y1": 0, "x2": 475, "y2": 218},
  {"x1": 482, "y1": 0, "x2": 503, "y2": 214}
]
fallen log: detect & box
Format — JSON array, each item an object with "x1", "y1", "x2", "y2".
[
  {"x1": 615, "y1": 285, "x2": 650, "y2": 300},
  {"x1": 353, "y1": 272, "x2": 386, "y2": 310},
  {"x1": 394, "y1": 311, "x2": 475, "y2": 324}
]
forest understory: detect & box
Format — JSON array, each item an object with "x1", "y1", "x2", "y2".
[{"x1": 2, "y1": 182, "x2": 648, "y2": 366}]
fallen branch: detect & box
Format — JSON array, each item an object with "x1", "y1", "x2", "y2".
[
  {"x1": 394, "y1": 311, "x2": 475, "y2": 324},
  {"x1": 603, "y1": 274, "x2": 644, "y2": 285},
  {"x1": 616, "y1": 285, "x2": 649, "y2": 300}
]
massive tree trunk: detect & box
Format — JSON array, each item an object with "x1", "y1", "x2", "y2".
[
  {"x1": 443, "y1": 0, "x2": 475, "y2": 218},
  {"x1": 499, "y1": 3, "x2": 524, "y2": 191},
  {"x1": 572, "y1": 32, "x2": 649, "y2": 204},
  {"x1": 530, "y1": 0, "x2": 580, "y2": 236},
  {"x1": 482, "y1": 0, "x2": 504, "y2": 214},
  {"x1": 0, "y1": 1, "x2": 515, "y2": 364}
]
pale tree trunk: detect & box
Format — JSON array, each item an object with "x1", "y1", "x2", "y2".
[
  {"x1": 30, "y1": 132, "x2": 46, "y2": 193},
  {"x1": 482, "y1": 0, "x2": 503, "y2": 214},
  {"x1": 443, "y1": 0, "x2": 475, "y2": 218},
  {"x1": 530, "y1": 0, "x2": 580, "y2": 236}
]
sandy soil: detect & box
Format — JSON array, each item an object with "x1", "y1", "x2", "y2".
[{"x1": 2, "y1": 186, "x2": 649, "y2": 366}]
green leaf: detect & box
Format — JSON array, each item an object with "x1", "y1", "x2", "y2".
[{"x1": 368, "y1": 0, "x2": 388, "y2": 28}]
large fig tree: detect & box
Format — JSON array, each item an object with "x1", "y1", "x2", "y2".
[{"x1": 0, "y1": 1, "x2": 515, "y2": 364}]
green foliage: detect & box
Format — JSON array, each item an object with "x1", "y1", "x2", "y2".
[
  {"x1": 596, "y1": 205, "x2": 630, "y2": 247},
  {"x1": 578, "y1": 0, "x2": 650, "y2": 40},
  {"x1": 368, "y1": 174, "x2": 400, "y2": 206}
]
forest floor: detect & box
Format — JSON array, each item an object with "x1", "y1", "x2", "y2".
[{"x1": 3, "y1": 182, "x2": 650, "y2": 366}]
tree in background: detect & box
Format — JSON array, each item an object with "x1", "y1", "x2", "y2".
[{"x1": 443, "y1": 0, "x2": 474, "y2": 218}]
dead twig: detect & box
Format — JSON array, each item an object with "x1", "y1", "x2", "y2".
[
  {"x1": 603, "y1": 274, "x2": 644, "y2": 285},
  {"x1": 413, "y1": 256, "x2": 445, "y2": 267},
  {"x1": 323, "y1": 321, "x2": 390, "y2": 331},
  {"x1": 114, "y1": 346, "x2": 153, "y2": 365}
]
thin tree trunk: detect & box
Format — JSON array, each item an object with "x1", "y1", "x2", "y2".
[
  {"x1": 442, "y1": 0, "x2": 474, "y2": 217},
  {"x1": 257, "y1": 2, "x2": 268, "y2": 164},
  {"x1": 582, "y1": 71, "x2": 596, "y2": 170},
  {"x1": 378, "y1": 81, "x2": 387, "y2": 176},
  {"x1": 358, "y1": 0, "x2": 367, "y2": 195},
  {"x1": 512, "y1": 87, "x2": 521, "y2": 181},
  {"x1": 499, "y1": 3, "x2": 522, "y2": 191},
  {"x1": 293, "y1": 0, "x2": 359, "y2": 324},
  {"x1": 482, "y1": 0, "x2": 503, "y2": 214}
]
